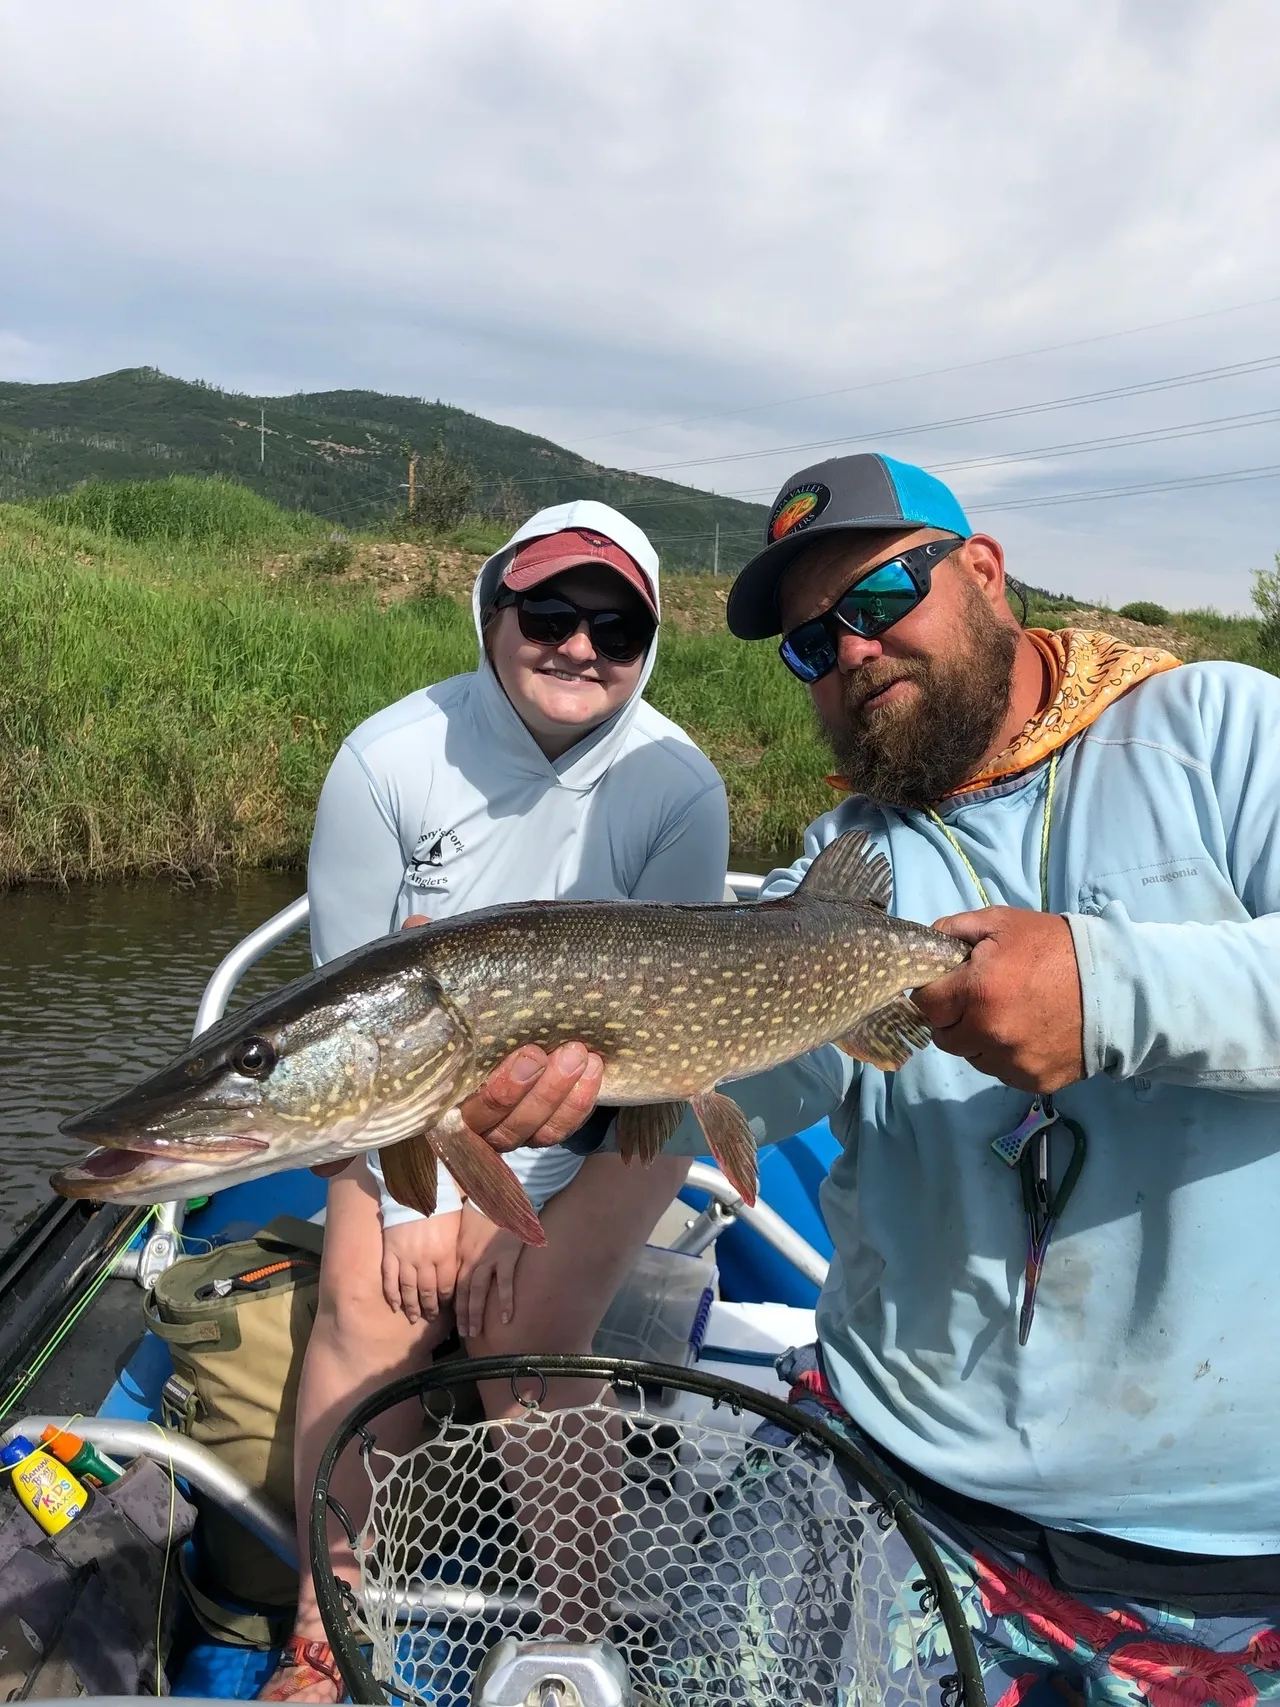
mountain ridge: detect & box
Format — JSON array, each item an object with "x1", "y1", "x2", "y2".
[{"x1": 0, "y1": 366, "x2": 767, "y2": 572}]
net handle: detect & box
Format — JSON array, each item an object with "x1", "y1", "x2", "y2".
[{"x1": 309, "y1": 1352, "x2": 986, "y2": 1707}]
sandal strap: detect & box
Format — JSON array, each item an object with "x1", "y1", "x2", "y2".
[
  {"x1": 282, "y1": 1637, "x2": 342, "y2": 1685},
  {"x1": 258, "y1": 1636, "x2": 344, "y2": 1700}
]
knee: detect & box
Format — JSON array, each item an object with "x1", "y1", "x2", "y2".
[
  {"x1": 467, "y1": 1320, "x2": 593, "y2": 1362},
  {"x1": 314, "y1": 1270, "x2": 401, "y2": 1351}
]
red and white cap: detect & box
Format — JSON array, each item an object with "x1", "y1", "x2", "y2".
[{"x1": 502, "y1": 528, "x2": 658, "y2": 620}]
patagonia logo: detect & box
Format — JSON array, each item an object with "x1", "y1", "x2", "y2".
[
  {"x1": 769, "y1": 482, "x2": 830, "y2": 543},
  {"x1": 1141, "y1": 866, "x2": 1197, "y2": 886},
  {"x1": 406, "y1": 827, "x2": 465, "y2": 890}
]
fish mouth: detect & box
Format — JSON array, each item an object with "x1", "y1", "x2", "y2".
[
  {"x1": 74, "y1": 1130, "x2": 269, "y2": 1161},
  {"x1": 50, "y1": 1136, "x2": 272, "y2": 1203},
  {"x1": 51, "y1": 1145, "x2": 197, "y2": 1201},
  {"x1": 59, "y1": 1096, "x2": 265, "y2": 1155},
  {"x1": 52, "y1": 1146, "x2": 172, "y2": 1192}
]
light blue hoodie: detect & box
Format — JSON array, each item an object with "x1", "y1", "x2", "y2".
[
  {"x1": 658, "y1": 658, "x2": 1280, "y2": 1556},
  {"x1": 308, "y1": 500, "x2": 730, "y2": 1221}
]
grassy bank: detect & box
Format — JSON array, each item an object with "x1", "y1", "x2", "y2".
[
  {"x1": 1, "y1": 480, "x2": 1273, "y2": 884},
  {"x1": 0, "y1": 486, "x2": 834, "y2": 881}
]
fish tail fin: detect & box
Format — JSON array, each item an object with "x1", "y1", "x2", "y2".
[
  {"x1": 617, "y1": 1101, "x2": 687, "y2": 1167},
  {"x1": 691, "y1": 1091, "x2": 758, "y2": 1206},
  {"x1": 425, "y1": 1108, "x2": 547, "y2": 1246}
]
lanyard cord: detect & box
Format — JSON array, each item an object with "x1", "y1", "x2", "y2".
[{"x1": 927, "y1": 747, "x2": 1059, "y2": 915}]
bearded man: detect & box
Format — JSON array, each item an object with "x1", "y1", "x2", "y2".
[{"x1": 461, "y1": 453, "x2": 1280, "y2": 1705}]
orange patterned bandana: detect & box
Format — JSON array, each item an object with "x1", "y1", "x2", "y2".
[{"x1": 826, "y1": 629, "x2": 1181, "y2": 799}]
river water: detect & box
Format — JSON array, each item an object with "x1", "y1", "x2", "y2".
[
  {"x1": 0, "y1": 873, "x2": 313, "y2": 1248},
  {"x1": 0, "y1": 852, "x2": 783, "y2": 1251}
]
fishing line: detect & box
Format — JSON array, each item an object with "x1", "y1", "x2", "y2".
[
  {"x1": 0, "y1": 1206, "x2": 156, "y2": 1426},
  {"x1": 146, "y1": 1419, "x2": 178, "y2": 1699}
]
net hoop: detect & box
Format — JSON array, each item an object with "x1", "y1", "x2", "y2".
[{"x1": 311, "y1": 1353, "x2": 986, "y2": 1707}]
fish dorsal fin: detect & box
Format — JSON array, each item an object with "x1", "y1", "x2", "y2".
[{"x1": 795, "y1": 831, "x2": 891, "y2": 910}]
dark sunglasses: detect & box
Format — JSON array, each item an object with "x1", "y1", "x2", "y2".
[
  {"x1": 494, "y1": 587, "x2": 655, "y2": 664},
  {"x1": 778, "y1": 536, "x2": 965, "y2": 684}
]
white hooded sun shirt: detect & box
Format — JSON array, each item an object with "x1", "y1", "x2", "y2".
[{"x1": 307, "y1": 500, "x2": 730, "y2": 1221}]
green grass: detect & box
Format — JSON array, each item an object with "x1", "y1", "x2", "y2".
[
  {"x1": 1, "y1": 487, "x2": 1275, "y2": 884},
  {"x1": 0, "y1": 497, "x2": 833, "y2": 882},
  {"x1": 0, "y1": 502, "x2": 475, "y2": 882},
  {"x1": 36, "y1": 473, "x2": 322, "y2": 549}
]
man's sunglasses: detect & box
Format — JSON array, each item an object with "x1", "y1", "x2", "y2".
[
  {"x1": 494, "y1": 587, "x2": 655, "y2": 664},
  {"x1": 778, "y1": 536, "x2": 965, "y2": 684}
]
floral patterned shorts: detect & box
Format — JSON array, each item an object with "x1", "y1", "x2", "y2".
[{"x1": 753, "y1": 1346, "x2": 1280, "y2": 1707}]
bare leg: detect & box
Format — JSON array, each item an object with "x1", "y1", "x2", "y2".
[
  {"x1": 468, "y1": 1152, "x2": 693, "y2": 1638},
  {"x1": 267, "y1": 1159, "x2": 450, "y2": 1700}
]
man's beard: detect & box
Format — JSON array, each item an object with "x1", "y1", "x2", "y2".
[{"x1": 819, "y1": 586, "x2": 1019, "y2": 810}]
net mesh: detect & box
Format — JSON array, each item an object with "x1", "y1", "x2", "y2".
[{"x1": 336, "y1": 1381, "x2": 939, "y2": 1707}]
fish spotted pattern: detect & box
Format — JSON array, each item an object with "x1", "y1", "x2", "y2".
[{"x1": 53, "y1": 832, "x2": 969, "y2": 1243}]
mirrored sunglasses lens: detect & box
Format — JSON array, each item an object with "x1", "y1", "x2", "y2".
[
  {"x1": 780, "y1": 624, "x2": 835, "y2": 683},
  {"x1": 836, "y1": 562, "x2": 920, "y2": 636}
]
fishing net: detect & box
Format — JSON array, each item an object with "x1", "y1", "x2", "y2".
[{"x1": 311, "y1": 1355, "x2": 983, "y2": 1707}]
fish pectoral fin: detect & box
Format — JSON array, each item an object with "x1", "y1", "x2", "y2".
[
  {"x1": 792, "y1": 829, "x2": 892, "y2": 910},
  {"x1": 617, "y1": 1102, "x2": 687, "y2": 1168},
  {"x1": 689, "y1": 1091, "x2": 758, "y2": 1207},
  {"x1": 378, "y1": 1136, "x2": 438, "y2": 1218},
  {"x1": 836, "y1": 995, "x2": 932, "y2": 1071},
  {"x1": 424, "y1": 1108, "x2": 547, "y2": 1248}
]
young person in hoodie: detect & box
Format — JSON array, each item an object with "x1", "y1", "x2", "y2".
[
  {"x1": 471, "y1": 456, "x2": 1280, "y2": 1706},
  {"x1": 261, "y1": 502, "x2": 729, "y2": 1702}
]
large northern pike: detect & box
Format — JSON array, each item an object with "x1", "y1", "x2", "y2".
[{"x1": 53, "y1": 832, "x2": 968, "y2": 1243}]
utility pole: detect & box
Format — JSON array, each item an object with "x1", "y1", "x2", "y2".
[
  {"x1": 259, "y1": 407, "x2": 266, "y2": 466},
  {"x1": 407, "y1": 451, "x2": 418, "y2": 521},
  {"x1": 713, "y1": 522, "x2": 720, "y2": 576}
]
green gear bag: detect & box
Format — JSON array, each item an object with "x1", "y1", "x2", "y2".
[{"x1": 144, "y1": 1214, "x2": 323, "y2": 1646}]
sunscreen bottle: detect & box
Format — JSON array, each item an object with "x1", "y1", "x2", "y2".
[
  {"x1": 0, "y1": 1434, "x2": 91, "y2": 1535},
  {"x1": 40, "y1": 1425, "x2": 124, "y2": 1489}
]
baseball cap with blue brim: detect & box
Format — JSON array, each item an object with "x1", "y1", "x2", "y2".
[{"x1": 726, "y1": 453, "x2": 971, "y2": 640}]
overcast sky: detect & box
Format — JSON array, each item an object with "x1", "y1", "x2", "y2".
[{"x1": 3, "y1": 0, "x2": 1279, "y2": 609}]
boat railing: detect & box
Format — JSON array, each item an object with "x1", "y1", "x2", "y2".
[{"x1": 127, "y1": 868, "x2": 831, "y2": 1289}]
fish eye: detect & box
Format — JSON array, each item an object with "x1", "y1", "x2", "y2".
[{"x1": 230, "y1": 1036, "x2": 277, "y2": 1080}]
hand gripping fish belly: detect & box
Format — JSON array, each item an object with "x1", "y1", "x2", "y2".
[{"x1": 53, "y1": 832, "x2": 968, "y2": 1244}]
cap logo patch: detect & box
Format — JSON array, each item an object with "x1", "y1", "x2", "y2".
[
  {"x1": 768, "y1": 483, "x2": 830, "y2": 543},
  {"x1": 580, "y1": 532, "x2": 613, "y2": 548}
]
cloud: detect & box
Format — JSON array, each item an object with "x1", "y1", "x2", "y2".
[{"x1": 2, "y1": 0, "x2": 1278, "y2": 606}]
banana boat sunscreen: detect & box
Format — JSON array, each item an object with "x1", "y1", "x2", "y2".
[{"x1": 0, "y1": 1434, "x2": 91, "y2": 1534}]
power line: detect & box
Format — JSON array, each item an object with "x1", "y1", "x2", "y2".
[
  {"x1": 574, "y1": 291, "x2": 1280, "y2": 444},
  {"x1": 927, "y1": 408, "x2": 1280, "y2": 475},
  {"x1": 628, "y1": 354, "x2": 1280, "y2": 477},
  {"x1": 971, "y1": 462, "x2": 1280, "y2": 514},
  {"x1": 576, "y1": 406, "x2": 1280, "y2": 513}
]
